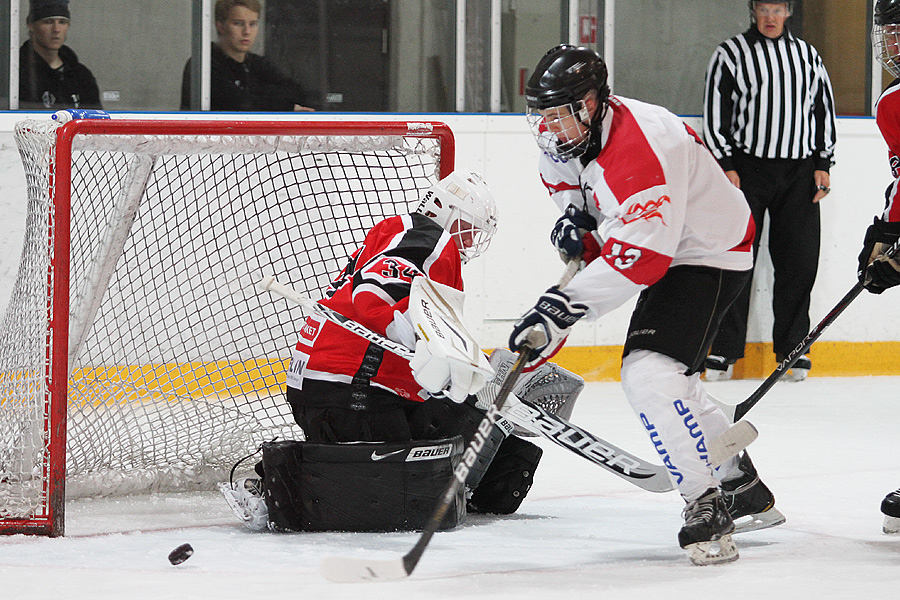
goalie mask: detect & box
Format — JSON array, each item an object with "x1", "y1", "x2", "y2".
[
  {"x1": 875, "y1": 0, "x2": 900, "y2": 78},
  {"x1": 525, "y1": 45, "x2": 610, "y2": 161},
  {"x1": 415, "y1": 169, "x2": 498, "y2": 264}
]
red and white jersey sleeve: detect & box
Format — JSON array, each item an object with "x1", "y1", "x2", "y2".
[
  {"x1": 876, "y1": 79, "x2": 900, "y2": 223},
  {"x1": 289, "y1": 213, "x2": 463, "y2": 401},
  {"x1": 539, "y1": 96, "x2": 754, "y2": 319}
]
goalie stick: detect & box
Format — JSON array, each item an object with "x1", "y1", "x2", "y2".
[
  {"x1": 261, "y1": 264, "x2": 751, "y2": 581},
  {"x1": 258, "y1": 275, "x2": 676, "y2": 491}
]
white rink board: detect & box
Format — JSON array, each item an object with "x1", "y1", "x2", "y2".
[{"x1": 0, "y1": 112, "x2": 893, "y2": 350}]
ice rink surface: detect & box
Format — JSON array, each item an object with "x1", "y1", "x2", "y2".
[{"x1": 2, "y1": 376, "x2": 899, "y2": 599}]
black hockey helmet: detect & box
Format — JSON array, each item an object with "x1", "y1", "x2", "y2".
[
  {"x1": 876, "y1": 0, "x2": 900, "y2": 25},
  {"x1": 874, "y1": 0, "x2": 900, "y2": 78},
  {"x1": 524, "y1": 45, "x2": 610, "y2": 160},
  {"x1": 525, "y1": 45, "x2": 610, "y2": 111}
]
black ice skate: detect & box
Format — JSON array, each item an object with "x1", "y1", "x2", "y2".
[
  {"x1": 881, "y1": 488, "x2": 900, "y2": 534},
  {"x1": 704, "y1": 355, "x2": 734, "y2": 382},
  {"x1": 721, "y1": 452, "x2": 785, "y2": 534},
  {"x1": 678, "y1": 488, "x2": 738, "y2": 566}
]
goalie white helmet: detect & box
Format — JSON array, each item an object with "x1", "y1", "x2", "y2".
[{"x1": 415, "y1": 169, "x2": 498, "y2": 264}]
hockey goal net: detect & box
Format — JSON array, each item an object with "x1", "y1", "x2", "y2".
[{"x1": 0, "y1": 118, "x2": 454, "y2": 535}]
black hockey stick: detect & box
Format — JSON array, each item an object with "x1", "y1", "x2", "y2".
[
  {"x1": 319, "y1": 345, "x2": 535, "y2": 583},
  {"x1": 732, "y1": 282, "x2": 864, "y2": 421},
  {"x1": 722, "y1": 237, "x2": 900, "y2": 422}
]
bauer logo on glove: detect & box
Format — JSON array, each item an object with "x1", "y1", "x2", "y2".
[{"x1": 509, "y1": 286, "x2": 588, "y2": 368}]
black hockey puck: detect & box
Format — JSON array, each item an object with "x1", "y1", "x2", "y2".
[{"x1": 168, "y1": 543, "x2": 194, "y2": 565}]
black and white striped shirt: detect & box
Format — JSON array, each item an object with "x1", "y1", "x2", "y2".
[{"x1": 702, "y1": 27, "x2": 836, "y2": 172}]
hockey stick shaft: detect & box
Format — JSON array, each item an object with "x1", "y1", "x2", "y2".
[
  {"x1": 727, "y1": 237, "x2": 900, "y2": 422},
  {"x1": 400, "y1": 347, "x2": 532, "y2": 577},
  {"x1": 706, "y1": 284, "x2": 865, "y2": 461},
  {"x1": 315, "y1": 270, "x2": 560, "y2": 582},
  {"x1": 258, "y1": 276, "x2": 416, "y2": 360},
  {"x1": 732, "y1": 282, "x2": 863, "y2": 421}
]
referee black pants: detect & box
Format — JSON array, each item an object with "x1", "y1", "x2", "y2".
[{"x1": 709, "y1": 152, "x2": 820, "y2": 360}]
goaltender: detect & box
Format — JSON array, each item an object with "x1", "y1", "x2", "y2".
[{"x1": 221, "y1": 169, "x2": 545, "y2": 532}]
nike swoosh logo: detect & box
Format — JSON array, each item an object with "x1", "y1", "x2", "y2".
[{"x1": 371, "y1": 449, "x2": 405, "y2": 461}]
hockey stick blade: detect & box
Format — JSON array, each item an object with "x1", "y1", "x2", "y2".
[
  {"x1": 320, "y1": 555, "x2": 410, "y2": 583},
  {"x1": 501, "y1": 395, "x2": 674, "y2": 492},
  {"x1": 706, "y1": 420, "x2": 757, "y2": 467}
]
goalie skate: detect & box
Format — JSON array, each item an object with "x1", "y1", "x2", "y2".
[
  {"x1": 678, "y1": 488, "x2": 739, "y2": 566},
  {"x1": 218, "y1": 478, "x2": 269, "y2": 532},
  {"x1": 881, "y1": 488, "x2": 900, "y2": 534},
  {"x1": 721, "y1": 452, "x2": 786, "y2": 534}
]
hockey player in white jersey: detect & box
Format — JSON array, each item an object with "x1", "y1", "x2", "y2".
[{"x1": 508, "y1": 45, "x2": 785, "y2": 565}]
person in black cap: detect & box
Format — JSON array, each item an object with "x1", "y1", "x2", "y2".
[{"x1": 19, "y1": 0, "x2": 102, "y2": 110}]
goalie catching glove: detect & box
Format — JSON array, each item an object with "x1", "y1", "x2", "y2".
[
  {"x1": 509, "y1": 286, "x2": 587, "y2": 368},
  {"x1": 858, "y1": 217, "x2": 900, "y2": 294},
  {"x1": 410, "y1": 339, "x2": 490, "y2": 402},
  {"x1": 408, "y1": 277, "x2": 494, "y2": 402}
]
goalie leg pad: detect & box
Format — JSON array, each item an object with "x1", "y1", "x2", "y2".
[
  {"x1": 467, "y1": 435, "x2": 543, "y2": 515},
  {"x1": 261, "y1": 437, "x2": 465, "y2": 532}
]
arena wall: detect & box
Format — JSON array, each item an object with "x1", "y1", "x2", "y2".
[{"x1": 0, "y1": 112, "x2": 892, "y2": 379}]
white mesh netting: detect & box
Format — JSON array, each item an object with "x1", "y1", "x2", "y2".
[{"x1": 0, "y1": 119, "x2": 446, "y2": 523}]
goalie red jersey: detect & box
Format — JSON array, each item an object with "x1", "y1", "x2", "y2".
[
  {"x1": 288, "y1": 213, "x2": 463, "y2": 401},
  {"x1": 538, "y1": 96, "x2": 755, "y2": 318}
]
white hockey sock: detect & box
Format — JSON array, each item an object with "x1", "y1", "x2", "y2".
[{"x1": 621, "y1": 350, "x2": 736, "y2": 501}]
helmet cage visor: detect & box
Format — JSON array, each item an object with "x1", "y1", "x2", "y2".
[
  {"x1": 526, "y1": 99, "x2": 593, "y2": 160},
  {"x1": 415, "y1": 172, "x2": 498, "y2": 264},
  {"x1": 875, "y1": 23, "x2": 900, "y2": 78},
  {"x1": 446, "y1": 204, "x2": 495, "y2": 264}
]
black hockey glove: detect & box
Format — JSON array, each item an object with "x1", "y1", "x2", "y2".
[
  {"x1": 857, "y1": 217, "x2": 900, "y2": 294},
  {"x1": 509, "y1": 286, "x2": 587, "y2": 368},
  {"x1": 550, "y1": 205, "x2": 598, "y2": 261}
]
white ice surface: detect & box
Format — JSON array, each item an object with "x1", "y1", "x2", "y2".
[{"x1": 2, "y1": 377, "x2": 899, "y2": 599}]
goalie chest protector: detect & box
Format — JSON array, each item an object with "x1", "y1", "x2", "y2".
[{"x1": 262, "y1": 436, "x2": 465, "y2": 532}]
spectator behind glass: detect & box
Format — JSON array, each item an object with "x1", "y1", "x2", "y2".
[
  {"x1": 181, "y1": 0, "x2": 315, "y2": 111},
  {"x1": 19, "y1": 0, "x2": 102, "y2": 110}
]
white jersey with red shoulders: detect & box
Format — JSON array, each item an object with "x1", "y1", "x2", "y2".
[
  {"x1": 538, "y1": 95, "x2": 755, "y2": 319},
  {"x1": 876, "y1": 78, "x2": 900, "y2": 223},
  {"x1": 287, "y1": 213, "x2": 463, "y2": 402}
]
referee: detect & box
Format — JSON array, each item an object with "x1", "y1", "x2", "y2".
[{"x1": 701, "y1": 0, "x2": 836, "y2": 381}]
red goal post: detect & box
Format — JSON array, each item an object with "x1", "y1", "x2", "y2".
[{"x1": 0, "y1": 118, "x2": 454, "y2": 536}]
